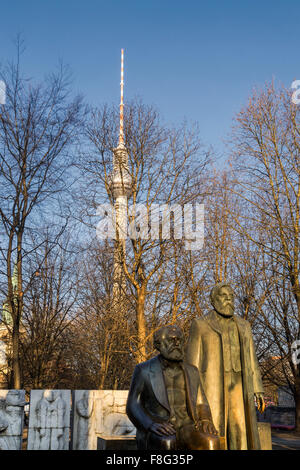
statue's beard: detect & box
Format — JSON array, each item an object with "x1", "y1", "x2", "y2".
[
  {"x1": 214, "y1": 302, "x2": 235, "y2": 317},
  {"x1": 163, "y1": 348, "x2": 184, "y2": 362}
]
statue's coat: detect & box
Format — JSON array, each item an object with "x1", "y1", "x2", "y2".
[{"x1": 186, "y1": 310, "x2": 264, "y2": 449}]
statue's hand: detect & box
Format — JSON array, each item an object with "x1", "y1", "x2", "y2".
[
  {"x1": 149, "y1": 422, "x2": 176, "y2": 437},
  {"x1": 255, "y1": 393, "x2": 265, "y2": 414},
  {"x1": 198, "y1": 419, "x2": 218, "y2": 436}
]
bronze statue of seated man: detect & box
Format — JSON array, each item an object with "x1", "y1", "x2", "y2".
[{"x1": 126, "y1": 325, "x2": 220, "y2": 450}]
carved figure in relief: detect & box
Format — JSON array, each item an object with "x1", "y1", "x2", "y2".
[{"x1": 34, "y1": 390, "x2": 66, "y2": 450}]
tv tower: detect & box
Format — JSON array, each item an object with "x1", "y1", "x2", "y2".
[{"x1": 109, "y1": 49, "x2": 132, "y2": 304}]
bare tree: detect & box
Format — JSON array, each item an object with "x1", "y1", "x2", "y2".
[
  {"x1": 79, "y1": 99, "x2": 212, "y2": 363},
  {"x1": 68, "y1": 240, "x2": 135, "y2": 389},
  {"x1": 20, "y1": 234, "x2": 78, "y2": 389},
  {"x1": 231, "y1": 82, "x2": 300, "y2": 430},
  {"x1": 0, "y1": 42, "x2": 84, "y2": 387}
]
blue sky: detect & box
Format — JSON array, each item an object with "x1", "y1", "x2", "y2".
[{"x1": 1, "y1": 0, "x2": 300, "y2": 157}]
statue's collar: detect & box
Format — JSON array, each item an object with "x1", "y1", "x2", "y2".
[
  {"x1": 206, "y1": 309, "x2": 233, "y2": 333},
  {"x1": 158, "y1": 354, "x2": 183, "y2": 371},
  {"x1": 206, "y1": 309, "x2": 247, "y2": 336}
]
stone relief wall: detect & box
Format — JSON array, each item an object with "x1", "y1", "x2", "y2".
[
  {"x1": 72, "y1": 390, "x2": 135, "y2": 450},
  {"x1": 27, "y1": 390, "x2": 71, "y2": 450},
  {"x1": 0, "y1": 389, "x2": 136, "y2": 450},
  {"x1": 0, "y1": 390, "x2": 25, "y2": 450}
]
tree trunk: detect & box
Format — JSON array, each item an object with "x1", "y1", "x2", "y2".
[
  {"x1": 12, "y1": 235, "x2": 23, "y2": 389},
  {"x1": 12, "y1": 321, "x2": 21, "y2": 389},
  {"x1": 136, "y1": 284, "x2": 147, "y2": 363}
]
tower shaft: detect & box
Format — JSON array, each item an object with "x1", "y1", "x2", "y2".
[{"x1": 109, "y1": 50, "x2": 132, "y2": 308}]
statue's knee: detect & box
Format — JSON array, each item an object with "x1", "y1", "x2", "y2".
[
  {"x1": 147, "y1": 432, "x2": 177, "y2": 450},
  {"x1": 179, "y1": 427, "x2": 220, "y2": 450},
  {"x1": 201, "y1": 435, "x2": 220, "y2": 450}
]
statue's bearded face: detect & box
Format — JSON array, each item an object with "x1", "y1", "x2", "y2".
[
  {"x1": 212, "y1": 286, "x2": 235, "y2": 317},
  {"x1": 158, "y1": 329, "x2": 184, "y2": 361}
]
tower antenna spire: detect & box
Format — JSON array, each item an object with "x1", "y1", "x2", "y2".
[
  {"x1": 119, "y1": 48, "x2": 124, "y2": 146},
  {"x1": 109, "y1": 48, "x2": 131, "y2": 311}
]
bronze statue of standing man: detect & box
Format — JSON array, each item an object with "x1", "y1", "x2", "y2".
[{"x1": 186, "y1": 283, "x2": 265, "y2": 450}]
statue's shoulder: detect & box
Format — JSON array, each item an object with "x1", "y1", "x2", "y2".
[
  {"x1": 191, "y1": 310, "x2": 215, "y2": 327},
  {"x1": 234, "y1": 314, "x2": 251, "y2": 329},
  {"x1": 135, "y1": 355, "x2": 159, "y2": 371},
  {"x1": 233, "y1": 315, "x2": 255, "y2": 339}
]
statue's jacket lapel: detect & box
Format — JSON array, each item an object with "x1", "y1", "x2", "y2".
[
  {"x1": 182, "y1": 363, "x2": 199, "y2": 423},
  {"x1": 149, "y1": 356, "x2": 170, "y2": 414},
  {"x1": 148, "y1": 356, "x2": 198, "y2": 424}
]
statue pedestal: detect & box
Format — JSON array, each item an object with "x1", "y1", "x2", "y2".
[
  {"x1": 219, "y1": 436, "x2": 226, "y2": 450},
  {"x1": 258, "y1": 422, "x2": 272, "y2": 450},
  {"x1": 97, "y1": 435, "x2": 137, "y2": 450},
  {"x1": 218, "y1": 424, "x2": 272, "y2": 450}
]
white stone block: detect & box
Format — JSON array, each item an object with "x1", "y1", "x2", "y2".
[
  {"x1": 71, "y1": 390, "x2": 96, "y2": 450},
  {"x1": 0, "y1": 390, "x2": 25, "y2": 450},
  {"x1": 27, "y1": 390, "x2": 71, "y2": 450},
  {"x1": 72, "y1": 390, "x2": 135, "y2": 450}
]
